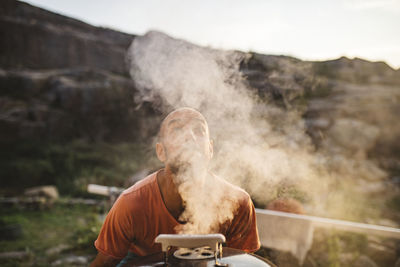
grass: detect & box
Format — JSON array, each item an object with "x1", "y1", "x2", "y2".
[{"x1": 0, "y1": 202, "x2": 103, "y2": 266}]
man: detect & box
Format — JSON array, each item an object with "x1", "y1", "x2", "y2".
[{"x1": 90, "y1": 107, "x2": 260, "y2": 266}]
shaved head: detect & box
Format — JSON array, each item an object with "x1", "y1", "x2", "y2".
[
  {"x1": 158, "y1": 107, "x2": 209, "y2": 141},
  {"x1": 155, "y1": 107, "x2": 213, "y2": 175}
]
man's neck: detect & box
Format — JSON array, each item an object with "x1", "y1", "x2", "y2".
[{"x1": 157, "y1": 168, "x2": 185, "y2": 221}]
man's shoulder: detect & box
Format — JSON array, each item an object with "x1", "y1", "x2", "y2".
[
  {"x1": 120, "y1": 170, "x2": 159, "y2": 198},
  {"x1": 111, "y1": 170, "x2": 161, "y2": 213},
  {"x1": 211, "y1": 173, "x2": 250, "y2": 203}
]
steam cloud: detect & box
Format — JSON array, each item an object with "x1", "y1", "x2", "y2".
[{"x1": 126, "y1": 31, "x2": 388, "y2": 233}]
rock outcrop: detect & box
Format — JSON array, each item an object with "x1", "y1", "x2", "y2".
[{"x1": 0, "y1": 0, "x2": 133, "y2": 75}]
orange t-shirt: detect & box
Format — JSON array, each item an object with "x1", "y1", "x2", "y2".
[{"x1": 94, "y1": 170, "x2": 260, "y2": 259}]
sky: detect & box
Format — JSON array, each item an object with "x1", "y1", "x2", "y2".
[{"x1": 24, "y1": 0, "x2": 400, "y2": 69}]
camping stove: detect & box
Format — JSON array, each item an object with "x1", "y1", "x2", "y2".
[{"x1": 122, "y1": 234, "x2": 273, "y2": 267}]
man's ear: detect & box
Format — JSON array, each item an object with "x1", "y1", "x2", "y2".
[
  {"x1": 156, "y1": 142, "x2": 166, "y2": 162},
  {"x1": 209, "y1": 139, "x2": 214, "y2": 159}
]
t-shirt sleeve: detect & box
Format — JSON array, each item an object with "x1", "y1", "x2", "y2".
[
  {"x1": 94, "y1": 194, "x2": 134, "y2": 259},
  {"x1": 225, "y1": 195, "x2": 261, "y2": 253}
]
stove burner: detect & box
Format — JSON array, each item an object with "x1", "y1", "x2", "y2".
[
  {"x1": 174, "y1": 246, "x2": 214, "y2": 259},
  {"x1": 155, "y1": 233, "x2": 227, "y2": 266}
]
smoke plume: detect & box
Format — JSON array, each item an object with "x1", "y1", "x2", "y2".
[{"x1": 126, "y1": 31, "x2": 389, "y2": 233}]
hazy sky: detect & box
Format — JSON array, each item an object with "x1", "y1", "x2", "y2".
[{"x1": 24, "y1": 0, "x2": 400, "y2": 69}]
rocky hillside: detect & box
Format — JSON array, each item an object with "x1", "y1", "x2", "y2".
[
  {"x1": 240, "y1": 53, "x2": 400, "y2": 189},
  {"x1": 1, "y1": 0, "x2": 399, "y2": 221},
  {"x1": 0, "y1": 0, "x2": 162, "y2": 145}
]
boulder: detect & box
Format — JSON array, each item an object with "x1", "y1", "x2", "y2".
[{"x1": 24, "y1": 185, "x2": 59, "y2": 200}]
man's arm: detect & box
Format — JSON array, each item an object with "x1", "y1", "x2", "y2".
[
  {"x1": 90, "y1": 251, "x2": 121, "y2": 267},
  {"x1": 92, "y1": 194, "x2": 135, "y2": 265},
  {"x1": 226, "y1": 195, "x2": 261, "y2": 253}
]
